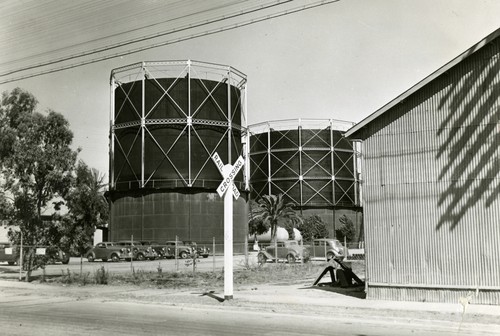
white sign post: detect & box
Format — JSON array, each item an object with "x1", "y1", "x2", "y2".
[{"x1": 212, "y1": 152, "x2": 244, "y2": 300}]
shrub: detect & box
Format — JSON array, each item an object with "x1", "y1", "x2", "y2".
[
  {"x1": 336, "y1": 215, "x2": 356, "y2": 242},
  {"x1": 297, "y1": 215, "x2": 329, "y2": 241},
  {"x1": 94, "y1": 266, "x2": 109, "y2": 285}
]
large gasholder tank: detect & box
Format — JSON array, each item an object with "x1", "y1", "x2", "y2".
[
  {"x1": 108, "y1": 61, "x2": 248, "y2": 247},
  {"x1": 248, "y1": 119, "x2": 362, "y2": 239}
]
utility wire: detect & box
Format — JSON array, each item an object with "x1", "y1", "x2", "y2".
[
  {"x1": 0, "y1": 0, "x2": 280, "y2": 77},
  {"x1": 0, "y1": 0, "x2": 338, "y2": 85}
]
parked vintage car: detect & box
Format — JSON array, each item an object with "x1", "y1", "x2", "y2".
[
  {"x1": 116, "y1": 240, "x2": 158, "y2": 261},
  {"x1": 310, "y1": 238, "x2": 345, "y2": 261},
  {"x1": 1, "y1": 244, "x2": 70, "y2": 265},
  {"x1": 257, "y1": 240, "x2": 310, "y2": 264},
  {"x1": 165, "y1": 241, "x2": 192, "y2": 259},
  {"x1": 0, "y1": 242, "x2": 18, "y2": 265},
  {"x1": 86, "y1": 242, "x2": 131, "y2": 262},
  {"x1": 139, "y1": 240, "x2": 173, "y2": 259},
  {"x1": 45, "y1": 246, "x2": 70, "y2": 264},
  {"x1": 183, "y1": 241, "x2": 210, "y2": 258}
]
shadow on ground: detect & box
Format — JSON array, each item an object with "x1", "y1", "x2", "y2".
[{"x1": 301, "y1": 283, "x2": 366, "y2": 299}]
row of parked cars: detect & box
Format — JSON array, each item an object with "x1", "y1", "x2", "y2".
[
  {"x1": 86, "y1": 240, "x2": 210, "y2": 262},
  {"x1": 256, "y1": 238, "x2": 346, "y2": 264}
]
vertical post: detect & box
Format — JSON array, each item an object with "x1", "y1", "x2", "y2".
[
  {"x1": 141, "y1": 63, "x2": 145, "y2": 188},
  {"x1": 130, "y1": 235, "x2": 134, "y2": 272},
  {"x1": 344, "y1": 236, "x2": 348, "y2": 260},
  {"x1": 244, "y1": 233, "x2": 248, "y2": 266},
  {"x1": 324, "y1": 241, "x2": 327, "y2": 262},
  {"x1": 175, "y1": 236, "x2": 179, "y2": 271},
  {"x1": 109, "y1": 74, "x2": 116, "y2": 189},
  {"x1": 298, "y1": 120, "x2": 303, "y2": 207},
  {"x1": 19, "y1": 231, "x2": 23, "y2": 281},
  {"x1": 227, "y1": 70, "x2": 232, "y2": 164},
  {"x1": 224, "y1": 182, "x2": 233, "y2": 300},
  {"x1": 274, "y1": 239, "x2": 278, "y2": 264},
  {"x1": 187, "y1": 61, "x2": 192, "y2": 187},
  {"x1": 212, "y1": 237, "x2": 216, "y2": 273},
  {"x1": 300, "y1": 239, "x2": 304, "y2": 265},
  {"x1": 267, "y1": 126, "x2": 272, "y2": 195}
]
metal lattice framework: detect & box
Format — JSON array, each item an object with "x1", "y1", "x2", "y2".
[
  {"x1": 248, "y1": 119, "x2": 361, "y2": 207},
  {"x1": 110, "y1": 60, "x2": 248, "y2": 191}
]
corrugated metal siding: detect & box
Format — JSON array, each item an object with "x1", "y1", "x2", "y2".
[{"x1": 363, "y1": 36, "x2": 500, "y2": 303}]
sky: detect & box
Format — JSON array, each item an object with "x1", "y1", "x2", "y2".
[{"x1": 1, "y1": 0, "x2": 499, "y2": 183}]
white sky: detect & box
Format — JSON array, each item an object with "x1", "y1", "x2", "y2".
[{"x1": 1, "y1": 0, "x2": 499, "y2": 182}]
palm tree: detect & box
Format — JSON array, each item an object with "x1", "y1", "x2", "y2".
[{"x1": 251, "y1": 194, "x2": 302, "y2": 242}]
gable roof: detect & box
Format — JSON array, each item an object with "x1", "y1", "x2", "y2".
[{"x1": 345, "y1": 27, "x2": 500, "y2": 140}]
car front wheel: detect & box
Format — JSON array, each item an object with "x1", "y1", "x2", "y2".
[
  {"x1": 179, "y1": 251, "x2": 188, "y2": 259},
  {"x1": 286, "y1": 254, "x2": 296, "y2": 264},
  {"x1": 111, "y1": 254, "x2": 120, "y2": 262},
  {"x1": 136, "y1": 253, "x2": 145, "y2": 261},
  {"x1": 87, "y1": 254, "x2": 95, "y2": 262}
]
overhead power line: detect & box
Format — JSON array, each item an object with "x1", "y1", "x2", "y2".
[
  {"x1": 0, "y1": 0, "x2": 252, "y2": 74},
  {"x1": 0, "y1": 0, "x2": 338, "y2": 85}
]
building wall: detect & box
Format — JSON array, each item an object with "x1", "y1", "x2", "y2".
[{"x1": 361, "y1": 38, "x2": 500, "y2": 304}]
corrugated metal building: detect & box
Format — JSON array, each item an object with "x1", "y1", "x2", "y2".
[{"x1": 346, "y1": 29, "x2": 500, "y2": 304}]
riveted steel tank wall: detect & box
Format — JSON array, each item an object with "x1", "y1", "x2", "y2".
[
  {"x1": 109, "y1": 61, "x2": 248, "y2": 246},
  {"x1": 249, "y1": 120, "x2": 359, "y2": 208},
  {"x1": 248, "y1": 119, "x2": 362, "y2": 239}
]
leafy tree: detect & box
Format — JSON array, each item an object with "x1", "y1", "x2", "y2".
[
  {"x1": 0, "y1": 88, "x2": 79, "y2": 281},
  {"x1": 248, "y1": 200, "x2": 270, "y2": 238},
  {"x1": 297, "y1": 215, "x2": 329, "y2": 242},
  {"x1": 61, "y1": 161, "x2": 108, "y2": 273},
  {"x1": 336, "y1": 214, "x2": 356, "y2": 242},
  {"x1": 250, "y1": 194, "x2": 302, "y2": 242}
]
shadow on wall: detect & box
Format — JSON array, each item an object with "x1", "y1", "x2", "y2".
[{"x1": 436, "y1": 41, "x2": 500, "y2": 230}]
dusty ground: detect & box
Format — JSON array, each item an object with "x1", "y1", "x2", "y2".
[{"x1": 1, "y1": 258, "x2": 499, "y2": 333}]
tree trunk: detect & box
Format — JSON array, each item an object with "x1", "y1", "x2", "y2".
[{"x1": 25, "y1": 248, "x2": 34, "y2": 282}]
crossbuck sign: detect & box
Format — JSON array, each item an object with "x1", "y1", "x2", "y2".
[
  {"x1": 211, "y1": 152, "x2": 244, "y2": 300},
  {"x1": 212, "y1": 153, "x2": 244, "y2": 199}
]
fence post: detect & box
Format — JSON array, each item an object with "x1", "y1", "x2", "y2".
[
  {"x1": 344, "y1": 236, "x2": 348, "y2": 260},
  {"x1": 19, "y1": 232, "x2": 23, "y2": 281},
  {"x1": 324, "y1": 240, "x2": 327, "y2": 262},
  {"x1": 244, "y1": 234, "x2": 248, "y2": 265},
  {"x1": 275, "y1": 240, "x2": 278, "y2": 263},
  {"x1": 212, "y1": 237, "x2": 216, "y2": 273},
  {"x1": 130, "y1": 235, "x2": 134, "y2": 272},
  {"x1": 300, "y1": 239, "x2": 303, "y2": 264},
  {"x1": 175, "y1": 236, "x2": 179, "y2": 271}
]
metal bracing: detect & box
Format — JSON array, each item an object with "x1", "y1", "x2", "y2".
[
  {"x1": 248, "y1": 119, "x2": 359, "y2": 207},
  {"x1": 110, "y1": 60, "x2": 248, "y2": 191}
]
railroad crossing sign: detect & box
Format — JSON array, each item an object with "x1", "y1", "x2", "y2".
[
  {"x1": 211, "y1": 152, "x2": 245, "y2": 300},
  {"x1": 212, "y1": 153, "x2": 244, "y2": 199}
]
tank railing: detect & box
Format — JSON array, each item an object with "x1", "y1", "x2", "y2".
[
  {"x1": 248, "y1": 118, "x2": 355, "y2": 135},
  {"x1": 113, "y1": 118, "x2": 244, "y2": 131},
  {"x1": 111, "y1": 60, "x2": 246, "y2": 87},
  {"x1": 111, "y1": 178, "x2": 246, "y2": 190}
]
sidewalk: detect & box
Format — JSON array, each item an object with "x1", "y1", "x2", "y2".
[{"x1": 1, "y1": 277, "x2": 499, "y2": 330}]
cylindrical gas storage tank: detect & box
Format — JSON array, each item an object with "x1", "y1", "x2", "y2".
[
  {"x1": 108, "y1": 60, "x2": 248, "y2": 248},
  {"x1": 248, "y1": 119, "x2": 362, "y2": 239}
]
